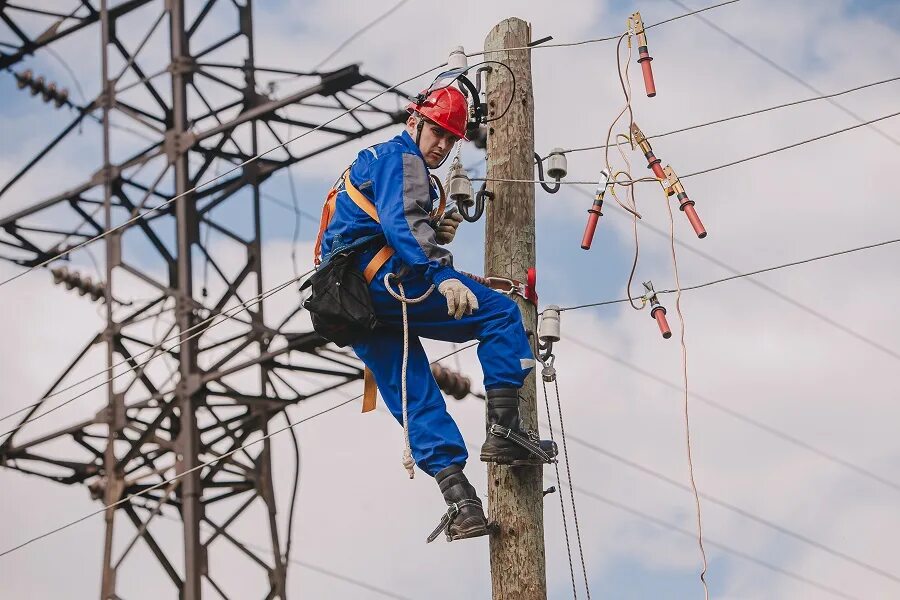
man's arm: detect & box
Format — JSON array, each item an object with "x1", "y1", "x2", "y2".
[{"x1": 370, "y1": 151, "x2": 456, "y2": 285}]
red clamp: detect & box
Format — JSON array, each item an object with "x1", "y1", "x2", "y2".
[
  {"x1": 629, "y1": 12, "x2": 656, "y2": 98},
  {"x1": 631, "y1": 122, "x2": 666, "y2": 180},
  {"x1": 663, "y1": 165, "x2": 707, "y2": 239},
  {"x1": 643, "y1": 281, "x2": 671, "y2": 339},
  {"x1": 581, "y1": 170, "x2": 611, "y2": 250},
  {"x1": 478, "y1": 268, "x2": 538, "y2": 307},
  {"x1": 526, "y1": 267, "x2": 538, "y2": 306}
]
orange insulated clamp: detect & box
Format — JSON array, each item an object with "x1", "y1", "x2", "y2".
[
  {"x1": 631, "y1": 122, "x2": 665, "y2": 180},
  {"x1": 643, "y1": 281, "x2": 671, "y2": 339},
  {"x1": 663, "y1": 165, "x2": 707, "y2": 239},
  {"x1": 629, "y1": 12, "x2": 656, "y2": 98},
  {"x1": 581, "y1": 170, "x2": 611, "y2": 250}
]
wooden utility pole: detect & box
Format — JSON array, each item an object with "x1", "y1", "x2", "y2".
[{"x1": 484, "y1": 18, "x2": 547, "y2": 600}]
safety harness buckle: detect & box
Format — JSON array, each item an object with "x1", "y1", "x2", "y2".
[{"x1": 488, "y1": 424, "x2": 557, "y2": 464}]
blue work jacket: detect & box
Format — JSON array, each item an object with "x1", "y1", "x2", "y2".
[{"x1": 319, "y1": 130, "x2": 455, "y2": 286}]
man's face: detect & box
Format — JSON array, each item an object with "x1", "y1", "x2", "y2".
[{"x1": 406, "y1": 115, "x2": 461, "y2": 168}]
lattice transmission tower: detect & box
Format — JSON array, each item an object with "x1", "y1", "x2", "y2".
[{"x1": 0, "y1": 1, "x2": 411, "y2": 597}]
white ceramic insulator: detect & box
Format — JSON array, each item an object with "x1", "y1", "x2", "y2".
[
  {"x1": 448, "y1": 46, "x2": 468, "y2": 72},
  {"x1": 449, "y1": 171, "x2": 474, "y2": 206},
  {"x1": 547, "y1": 148, "x2": 568, "y2": 180},
  {"x1": 539, "y1": 305, "x2": 561, "y2": 343}
]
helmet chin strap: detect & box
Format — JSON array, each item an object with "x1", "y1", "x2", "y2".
[{"x1": 415, "y1": 116, "x2": 425, "y2": 147}]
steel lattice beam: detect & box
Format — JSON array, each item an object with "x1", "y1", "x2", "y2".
[{"x1": 0, "y1": 1, "x2": 408, "y2": 598}]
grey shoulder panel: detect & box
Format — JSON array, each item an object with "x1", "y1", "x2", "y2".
[{"x1": 401, "y1": 153, "x2": 452, "y2": 265}]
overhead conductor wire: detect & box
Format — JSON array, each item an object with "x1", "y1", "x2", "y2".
[
  {"x1": 0, "y1": 63, "x2": 448, "y2": 290},
  {"x1": 0, "y1": 342, "x2": 478, "y2": 559},
  {"x1": 0, "y1": 0, "x2": 742, "y2": 291},
  {"x1": 313, "y1": 0, "x2": 413, "y2": 71},
  {"x1": 554, "y1": 74, "x2": 900, "y2": 157},
  {"x1": 0, "y1": 0, "x2": 749, "y2": 559},
  {"x1": 556, "y1": 236, "x2": 900, "y2": 313},
  {"x1": 475, "y1": 106, "x2": 900, "y2": 191},
  {"x1": 0, "y1": 269, "x2": 314, "y2": 437}
]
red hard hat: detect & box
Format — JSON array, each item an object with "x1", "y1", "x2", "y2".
[{"x1": 406, "y1": 85, "x2": 469, "y2": 140}]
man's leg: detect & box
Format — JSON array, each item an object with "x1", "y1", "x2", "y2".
[
  {"x1": 369, "y1": 271, "x2": 535, "y2": 389},
  {"x1": 352, "y1": 331, "x2": 466, "y2": 476},
  {"x1": 352, "y1": 330, "x2": 489, "y2": 541},
  {"x1": 368, "y1": 270, "x2": 556, "y2": 465}
]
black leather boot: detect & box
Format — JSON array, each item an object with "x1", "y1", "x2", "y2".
[
  {"x1": 427, "y1": 464, "x2": 490, "y2": 543},
  {"x1": 479, "y1": 387, "x2": 558, "y2": 465}
]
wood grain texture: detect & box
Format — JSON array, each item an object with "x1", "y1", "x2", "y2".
[{"x1": 484, "y1": 17, "x2": 548, "y2": 600}]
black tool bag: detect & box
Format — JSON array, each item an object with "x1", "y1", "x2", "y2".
[{"x1": 301, "y1": 250, "x2": 378, "y2": 347}]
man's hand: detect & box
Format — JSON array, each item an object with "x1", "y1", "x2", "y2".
[
  {"x1": 437, "y1": 279, "x2": 479, "y2": 319},
  {"x1": 435, "y1": 211, "x2": 464, "y2": 245}
]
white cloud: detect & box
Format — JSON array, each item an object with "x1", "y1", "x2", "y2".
[{"x1": 3, "y1": 0, "x2": 900, "y2": 598}]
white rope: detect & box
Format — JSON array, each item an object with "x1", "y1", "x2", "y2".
[{"x1": 382, "y1": 273, "x2": 435, "y2": 479}]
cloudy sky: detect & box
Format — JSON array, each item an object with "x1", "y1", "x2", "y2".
[{"x1": 2, "y1": 0, "x2": 900, "y2": 598}]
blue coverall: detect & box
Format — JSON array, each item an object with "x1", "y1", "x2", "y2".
[{"x1": 319, "y1": 131, "x2": 535, "y2": 476}]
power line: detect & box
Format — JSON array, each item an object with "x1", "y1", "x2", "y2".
[
  {"x1": 565, "y1": 336, "x2": 900, "y2": 494},
  {"x1": 243, "y1": 538, "x2": 414, "y2": 600},
  {"x1": 261, "y1": 191, "x2": 319, "y2": 221},
  {"x1": 0, "y1": 62, "x2": 445, "y2": 290},
  {"x1": 556, "y1": 236, "x2": 900, "y2": 312},
  {"x1": 463, "y1": 0, "x2": 744, "y2": 56},
  {"x1": 0, "y1": 0, "x2": 742, "y2": 292},
  {"x1": 562, "y1": 430, "x2": 900, "y2": 586},
  {"x1": 572, "y1": 185, "x2": 900, "y2": 365},
  {"x1": 555, "y1": 74, "x2": 900, "y2": 156},
  {"x1": 666, "y1": 0, "x2": 900, "y2": 148},
  {"x1": 647, "y1": 0, "x2": 743, "y2": 30},
  {"x1": 682, "y1": 109, "x2": 900, "y2": 179},
  {"x1": 0, "y1": 342, "x2": 478, "y2": 559},
  {"x1": 0, "y1": 270, "x2": 312, "y2": 435},
  {"x1": 152, "y1": 512, "x2": 414, "y2": 600},
  {"x1": 42, "y1": 45, "x2": 87, "y2": 104},
  {"x1": 286, "y1": 556, "x2": 413, "y2": 600},
  {"x1": 482, "y1": 107, "x2": 900, "y2": 189},
  {"x1": 567, "y1": 482, "x2": 861, "y2": 600},
  {"x1": 442, "y1": 399, "x2": 861, "y2": 600},
  {"x1": 313, "y1": 0, "x2": 413, "y2": 71}
]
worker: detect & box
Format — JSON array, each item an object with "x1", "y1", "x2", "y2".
[{"x1": 314, "y1": 84, "x2": 556, "y2": 542}]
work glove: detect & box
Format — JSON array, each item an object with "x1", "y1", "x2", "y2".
[
  {"x1": 437, "y1": 278, "x2": 479, "y2": 319},
  {"x1": 435, "y1": 211, "x2": 464, "y2": 245}
]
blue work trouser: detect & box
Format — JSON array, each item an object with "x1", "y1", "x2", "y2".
[{"x1": 352, "y1": 269, "x2": 535, "y2": 477}]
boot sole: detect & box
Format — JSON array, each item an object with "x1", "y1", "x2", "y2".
[
  {"x1": 448, "y1": 526, "x2": 490, "y2": 541},
  {"x1": 480, "y1": 453, "x2": 553, "y2": 466}
]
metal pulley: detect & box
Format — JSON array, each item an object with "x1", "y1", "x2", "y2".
[
  {"x1": 447, "y1": 157, "x2": 474, "y2": 208},
  {"x1": 541, "y1": 356, "x2": 557, "y2": 382},
  {"x1": 546, "y1": 148, "x2": 568, "y2": 181}
]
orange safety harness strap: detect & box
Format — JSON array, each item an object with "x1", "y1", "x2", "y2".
[{"x1": 313, "y1": 167, "x2": 447, "y2": 413}]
